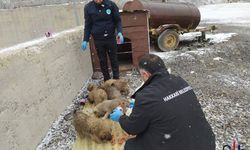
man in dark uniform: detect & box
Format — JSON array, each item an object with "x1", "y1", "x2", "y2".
[
  {"x1": 118, "y1": 54, "x2": 215, "y2": 150},
  {"x1": 81, "y1": 0, "x2": 123, "y2": 81}
]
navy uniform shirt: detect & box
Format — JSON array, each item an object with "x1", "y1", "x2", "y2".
[
  {"x1": 119, "y1": 70, "x2": 215, "y2": 150},
  {"x1": 83, "y1": 0, "x2": 122, "y2": 41}
]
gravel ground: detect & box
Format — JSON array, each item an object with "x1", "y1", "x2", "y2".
[{"x1": 36, "y1": 24, "x2": 250, "y2": 150}]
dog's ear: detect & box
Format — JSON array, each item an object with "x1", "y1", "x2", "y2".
[
  {"x1": 87, "y1": 84, "x2": 95, "y2": 91},
  {"x1": 99, "y1": 131, "x2": 112, "y2": 141},
  {"x1": 93, "y1": 109, "x2": 101, "y2": 118},
  {"x1": 119, "y1": 101, "x2": 128, "y2": 112},
  {"x1": 99, "y1": 82, "x2": 105, "y2": 89},
  {"x1": 99, "y1": 85, "x2": 104, "y2": 89},
  {"x1": 93, "y1": 109, "x2": 97, "y2": 115}
]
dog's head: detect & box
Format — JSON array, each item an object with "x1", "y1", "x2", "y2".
[
  {"x1": 100, "y1": 79, "x2": 116, "y2": 90},
  {"x1": 87, "y1": 84, "x2": 97, "y2": 91},
  {"x1": 98, "y1": 130, "x2": 112, "y2": 141},
  {"x1": 93, "y1": 108, "x2": 103, "y2": 118},
  {"x1": 119, "y1": 99, "x2": 129, "y2": 112},
  {"x1": 114, "y1": 79, "x2": 129, "y2": 95}
]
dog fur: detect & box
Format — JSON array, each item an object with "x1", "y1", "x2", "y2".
[
  {"x1": 94, "y1": 98, "x2": 129, "y2": 119},
  {"x1": 72, "y1": 110, "x2": 113, "y2": 143},
  {"x1": 112, "y1": 79, "x2": 130, "y2": 95},
  {"x1": 105, "y1": 85, "x2": 122, "y2": 99},
  {"x1": 101, "y1": 79, "x2": 129, "y2": 95},
  {"x1": 87, "y1": 84, "x2": 108, "y2": 105}
]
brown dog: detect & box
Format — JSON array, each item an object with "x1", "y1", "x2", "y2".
[
  {"x1": 72, "y1": 110, "x2": 113, "y2": 143},
  {"x1": 94, "y1": 98, "x2": 129, "y2": 119},
  {"x1": 87, "y1": 83, "x2": 108, "y2": 105},
  {"x1": 101, "y1": 79, "x2": 130, "y2": 96},
  {"x1": 113, "y1": 79, "x2": 130, "y2": 95},
  {"x1": 105, "y1": 85, "x2": 122, "y2": 99}
]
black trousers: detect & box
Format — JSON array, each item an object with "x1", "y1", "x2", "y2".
[{"x1": 94, "y1": 38, "x2": 119, "y2": 81}]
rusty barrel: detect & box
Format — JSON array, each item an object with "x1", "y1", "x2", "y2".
[{"x1": 120, "y1": 0, "x2": 200, "y2": 30}]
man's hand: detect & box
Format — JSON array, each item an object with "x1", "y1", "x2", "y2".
[
  {"x1": 81, "y1": 41, "x2": 88, "y2": 51},
  {"x1": 109, "y1": 106, "x2": 124, "y2": 122},
  {"x1": 117, "y1": 32, "x2": 124, "y2": 44}
]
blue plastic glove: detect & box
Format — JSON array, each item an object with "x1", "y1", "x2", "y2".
[
  {"x1": 129, "y1": 99, "x2": 135, "y2": 108},
  {"x1": 117, "y1": 32, "x2": 124, "y2": 44},
  {"x1": 81, "y1": 41, "x2": 88, "y2": 51},
  {"x1": 109, "y1": 106, "x2": 124, "y2": 122}
]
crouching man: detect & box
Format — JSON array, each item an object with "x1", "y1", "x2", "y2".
[{"x1": 117, "y1": 54, "x2": 215, "y2": 150}]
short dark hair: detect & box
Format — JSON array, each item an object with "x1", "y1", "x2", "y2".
[{"x1": 138, "y1": 54, "x2": 167, "y2": 74}]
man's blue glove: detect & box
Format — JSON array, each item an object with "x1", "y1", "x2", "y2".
[
  {"x1": 81, "y1": 41, "x2": 88, "y2": 51},
  {"x1": 109, "y1": 106, "x2": 124, "y2": 122},
  {"x1": 117, "y1": 32, "x2": 124, "y2": 44},
  {"x1": 129, "y1": 99, "x2": 135, "y2": 108}
]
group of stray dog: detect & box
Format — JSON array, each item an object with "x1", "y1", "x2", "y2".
[{"x1": 72, "y1": 79, "x2": 131, "y2": 144}]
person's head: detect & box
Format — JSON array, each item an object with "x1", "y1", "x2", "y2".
[
  {"x1": 94, "y1": 0, "x2": 103, "y2": 4},
  {"x1": 138, "y1": 54, "x2": 167, "y2": 82}
]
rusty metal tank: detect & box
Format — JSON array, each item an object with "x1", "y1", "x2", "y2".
[{"x1": 120, "y1": 0, "x2": 200, "y2": 30}]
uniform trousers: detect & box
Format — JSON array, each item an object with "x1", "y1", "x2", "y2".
[{"x1": 94, "y1": 37, "x2": 119, "y2": 81}]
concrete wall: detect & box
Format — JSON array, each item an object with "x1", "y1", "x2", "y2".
[
  {"x1": 0, "y1": 27, "x2": 92, "y2": 150},
  {"x1": 1, "y1": 0, "x2": 249, "y2": 9},
  {"x1": 0, "y1": 0, "x2": 85, "y2": 9},
  {"x1": 0, "y1": 3, "x2": 85, "y2": 49}
]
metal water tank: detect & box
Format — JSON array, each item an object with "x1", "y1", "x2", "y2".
[
  {"x1": 114, "y1": 0, "x2": 201, "y2": 51},
  {"x1": 122, "y1": 0, "x2": 200, "y2": 30}
]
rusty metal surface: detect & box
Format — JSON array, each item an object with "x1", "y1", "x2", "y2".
[
  {"x1": 120, "y1": 11, "x2": 148, "y2": 27},
  {"x1": 122, "y1": 0, "x2": 200, "y2": 29},
  {"x1": 113, "y1": 0, "x2": 133, "y2": 9}
]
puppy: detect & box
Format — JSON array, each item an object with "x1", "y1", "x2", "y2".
[
  {"x1": 105, "y1": 85, "x2": 122, "y2": 99},
  {"x1": 101, "y1": 79, "x2": 129, "y2": 96},
  {"x1": 94, "y1": 98, "x2": 129, "y2": 119},
  {"x1": 112, "y1": 79, "x2": 130, "y2": 95},
  {"x1": 72, "y1": 110, "x2": 112, "y2": 143},
  {"x1": 87, "y1": 83, "x2": 108, "y2": 105}
]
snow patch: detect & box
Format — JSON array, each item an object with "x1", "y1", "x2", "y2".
[
  {"x1": 207, "y1": 33, "x2": 237, "y2": 43},
  {"x1": 187, "y1": 48, "x2": 209, "y2": 56},
  {"x1": 213, "y1": 57, "x2": 223, "y2": 61},
  {"x1": 150, "y1": 51, "x2": 179, "y2": 60},
  {"x1": 0, "y1": 27, "x2": 83, "y2": 57},
  {"x1": 180, "y1": 32, "x2": 201, "y2": 41},
  {"x1": 180, "y1": 32, "x2": 237, "y2": 44},
  {"x1": 199, "y1": 3, "x2": 250, "y2": 26}
]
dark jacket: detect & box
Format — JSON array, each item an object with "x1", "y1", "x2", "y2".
[
  {"x1": 119, "y1": 70, "x2": 215, "y2": 150},
  {"x1": 83, "y1": 0, "x2": 122, "y2": 41}
]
